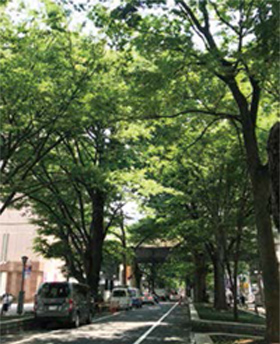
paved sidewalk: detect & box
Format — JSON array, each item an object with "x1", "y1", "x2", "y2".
[
  {"x1": 1, "y1": 303, "x2": 34, "y2": 317},
  {"x1": 245, "y1": 303, "x2": 266, "y2": 318}
]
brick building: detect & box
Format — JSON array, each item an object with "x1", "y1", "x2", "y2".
[{"x1": 0, "y1": 207, "x2": 64, "y2": 302}]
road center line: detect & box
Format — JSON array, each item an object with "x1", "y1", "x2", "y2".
[{"x1": 132, "y1": 302, "x2": 179, "y2": 344}]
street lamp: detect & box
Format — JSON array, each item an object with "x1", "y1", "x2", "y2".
[{"x1": 17, "y1": 256, "x2": 28, "y2": 315}]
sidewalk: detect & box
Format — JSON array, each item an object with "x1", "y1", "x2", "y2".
[
  {"x1": 0, "y1": 303, "x2": 34, "y2": 325},
  {"x1": 1, "y1": 303, "x2": 34, "y2": 317},
  {"x1": 245, "y1": 302, "x2": 266, "y2": 318}
]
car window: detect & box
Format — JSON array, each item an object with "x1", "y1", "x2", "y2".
[
  {"x1": 112, "y1": 290, "x2": 126, "y2": 297},
  {"x1": 39, "y1": 283, "x2": 70, "y2": 298}
]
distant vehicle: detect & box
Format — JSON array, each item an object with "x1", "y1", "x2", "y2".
[
  {"x1": 128, "y1": 288, "x2": 143, "y2": 308},
  {"x1": 110, "y1": 287, "x2": 132, "y2": 310},
  {"x1": 34, "y1": 282, "x2": 93, "y2": 328},
  {"x1": 169, "y1": 291, "x2": 180, "y2": 302},
  {"x1": 141, "y1": 292, "x2": 156, "y2": 305},
  {"x1": 154, "y1": 288, "x2": 168, "y2": 301}
]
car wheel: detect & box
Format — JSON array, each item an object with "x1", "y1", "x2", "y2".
[
  {"x1": 72, "y1": 312, "x2": 80, "y2": 328},
  {"x1": 86, "y1": 311, "x2": 92, "y2": 324}
]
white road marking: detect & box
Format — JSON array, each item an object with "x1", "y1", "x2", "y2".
[
  {"x1": 132, "y1": 302, "x2": 179, "y2": 344},
  {"x1": 91, "y1": 312, "x2": 120, "y2": 323},
  {"x1": 9, "y1": 312, "x2": 120, "y2": 344}
]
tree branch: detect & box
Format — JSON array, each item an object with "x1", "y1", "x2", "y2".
[{"x1": 144, "y1": 108, "x2": 240, "y2": 121}]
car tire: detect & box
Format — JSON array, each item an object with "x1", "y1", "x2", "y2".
[
  {"x1": 72, "y1": 312, "x2": 80, "y2": 328},
  {"x1": 86, "y1": 311, "x2": 92, "y2": 324}
]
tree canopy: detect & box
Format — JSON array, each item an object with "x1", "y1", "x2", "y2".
[{"x1": 1, "y1": 1, "x2": 279, "y2": 341}]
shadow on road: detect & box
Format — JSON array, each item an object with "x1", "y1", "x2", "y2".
[{"x1": 1, "y1": 303, "x2": 193, "y2": 344}]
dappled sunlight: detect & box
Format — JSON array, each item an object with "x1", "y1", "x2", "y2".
[{"x1": 3, "y1": 321, "x2": 168, "y2": 344}]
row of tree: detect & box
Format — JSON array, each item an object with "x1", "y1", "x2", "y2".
[{"x1": 0, "y1": 0, "x2": 279, "y2": 342}]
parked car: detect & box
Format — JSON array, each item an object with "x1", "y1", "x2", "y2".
[
  {"x1": 141, "y1": 292, "x2": 156, "y2": 305},
  {"x1": 169, "y1": 291, "x2": 180, "y2": 302},
  {"x1": 110, "y1": 287, "x2": 132, "y2": 310},
  {"x1": 34, "y1": 282, "x2": 93, "y2": 328},
  {"x1": 128, "y1": 288, "x2": 143, "y2": 308},
  {"x1": 154, "y1": 288, "x2": 168, "y2": 301}
]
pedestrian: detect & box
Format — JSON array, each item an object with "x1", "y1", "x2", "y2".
[
  {"x1": 1, "y1": 292, "x2": 13, "y2": 316},
  {"x1": 240, "y1": 293, "x2": 246, "y2": 307},
  {"x1": 179, "y1": 294, "x2": 183, "y2": 305},
  {"x1": 152, "y1": 292, "x2": 159, "y2": 304},
  {"x1": 95, "y1": 293, "x2": 104, "y2": 314},
  {"x1": 226, "y1": 288, "x2": 232, "y2": 307}
]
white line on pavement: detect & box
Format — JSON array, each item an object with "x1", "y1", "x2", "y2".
[
  {"x1": 91, "y1": 312, "x2": 120, "y2": 323},
  {"x1": 10, "y1": 312, "x2": 120, "y2": 344},
  {"x1": 132, "y1": 302, "x2": 179, "y2": 344}
]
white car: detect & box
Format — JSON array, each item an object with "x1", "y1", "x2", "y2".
[
  {"x1": 110, "y1": 288, "x2": 132, "y2": 310},
  {"x1": 154, "y1": 289, "x2": 168, "y2": 301},
  {"x1": 169, "y1": 292, "x2": 180, "y2": 302}
]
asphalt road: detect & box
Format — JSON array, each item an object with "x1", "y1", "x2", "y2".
[{"x1": 1, "y1": 302, "x2": 193, "y2": 344}]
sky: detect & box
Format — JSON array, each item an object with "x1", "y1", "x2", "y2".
[{"x1": 7, "y1": 0, "x2": 211, "y2": 51}]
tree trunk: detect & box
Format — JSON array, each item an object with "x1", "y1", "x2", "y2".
[
  {"x1": 131, "y1": 258, "x2": 142, "y2": 289},
  {"x1": 232, "y1": 233, "x2": 242, "y2": 321},
  {"x1": 267, "y1": 122, "x2": 279, "y2": 231},
  {"x1": 213, "y1": 230, "x2": 227, "y2": 310},
  {"x1": 120, "y1": 214, "x2": 127, "y2": 285},
  {"x1": 193, "y1": 252, "x2": 208, "y2": 302},
  {"x1": 213, "y1": 258, "x2": 227, "y2": 309},
  {"x1": 242, "y1": 120, "x2": 280, "y2": 343},
  {"x1": 86, "y1": 190, "x2": 105, "y2": 297},
  {"x1": 151, "y1": 262, "x2": 156, "y2": 292},
  {"x1": 230, "y1": 221, "x2": 243, "y2": 321},
  {"x1": 250, "y1": 167, "x2": 279, "y2": 343}
]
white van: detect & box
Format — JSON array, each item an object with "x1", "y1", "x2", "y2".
[{"x1": 110, "y1": 288, "x2": 132, "y2": 310}]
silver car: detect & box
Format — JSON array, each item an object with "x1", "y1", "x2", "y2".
[{"x1": 34, "y1": 282, "x2": 93, "y2": 328}]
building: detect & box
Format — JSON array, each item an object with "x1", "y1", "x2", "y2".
[{"x1": 0, "y1": 207, "x2": 64, "y2": 302}]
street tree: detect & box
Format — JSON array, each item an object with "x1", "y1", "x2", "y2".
[
  {"x1": 139, "y1": 119, "x2": 255, "y2": 310},
  {"x1": 0, "y1": 2, "x2": 100, "y2": 213},
  {"x1": 94, "y1": 1, "x2": 279, "y2": 340}
]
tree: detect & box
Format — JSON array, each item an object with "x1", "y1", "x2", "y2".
[
  {"x1": 28, "y1": 62, "x2": 139, "y2": 295},
  {"x1": 148, "y1": 121, "x2": 255, "y2": 310},
  {"x1": 0, "y1": 2, "x2": 99, "y2": 213},
  {"x1": 98, "y1": 0, "x2": 279, "y2": 340},
  {"x1": 267, "y1": 122, "x2": 280, "y2": 231}
]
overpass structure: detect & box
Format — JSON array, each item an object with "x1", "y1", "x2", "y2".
[
  {"x1": 134, "y1": 246, "x2": 172, "y2": 264},
  {"x1": 132, "y1": 245, "x2": 175, "y2": 291}
]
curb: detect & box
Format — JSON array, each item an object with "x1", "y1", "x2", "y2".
[
  {"x1": 191, "y1": 319, "x2": 265, "y2": 337},
  {"x1": 189, "y1": 303, "x2": 213, "y2": 344},
  {"x1": 0, "y1": 316, "x2": 35, "y2": 335}
]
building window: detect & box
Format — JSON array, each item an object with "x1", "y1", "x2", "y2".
[{"x1": 0, "y1": 233, "x2": 9, "y2": 262}]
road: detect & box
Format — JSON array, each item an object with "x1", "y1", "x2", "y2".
[{"x1": 1, "y1": 302, "x2": 193, "y2": 344}]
